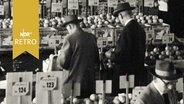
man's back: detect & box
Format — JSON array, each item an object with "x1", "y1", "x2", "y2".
[
  {"x1": 58, "y1": 30, "x2": 99, "y2": 97},
  {"x1": 114, "y1": 20, "x2": 145, "y2": 73}
]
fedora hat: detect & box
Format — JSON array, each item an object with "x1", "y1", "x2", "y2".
[
  {"x1": 62, "y1": 15, "x2": 83, "y2": 27},
  {"x1": 150, "y1": 60, "x2": 183, "y2": 80},
  {"x1": 113, "y1": 2, "x2": 135, "y2": 17}
]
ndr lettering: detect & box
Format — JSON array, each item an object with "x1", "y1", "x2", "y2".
[{"x1": 14, "y1": 39, "x2": 37, "y2": 45}]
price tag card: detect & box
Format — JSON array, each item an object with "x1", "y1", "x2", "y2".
[
  {"x1": 146, "y1": 31, "x2": 154, "y2": 41},
  {"x1": 119, "y1": 75, "x2": 135, "y2": 89},
  {"x1": 152, "y1": 26, "x2": 170, "y2": 44},
  {"x1": 41, "y1": 76, "x2": 57, "y2": 90},
  {"x1": 162, "y1": 33, "x2": 174, "y2": 44},
  {"x1": 97, "y1": 37, "x2": 108, "y2": 48},
  {"x1": 36, "y1": 72, "x2": 63, "y2": 104},
  {"x1": 107, "y1": 29, "x2": 114, "y2": 41},
  {"x1": 96, "y1": 80, "x2": 112, "y2": 94},
  {"x1": 144, "y1": 0, "x2": 154, "y2": 7},
  {"x1": 0, "y1": 5, "x2": 4, "y2": 15},
  {"x1": 6, "y1": 72, "x2": 33, "y2": 104},
  {"x1": 68, "y1": 0, "x2": 79, "y2": 10},
  {"x1": 48, "y1": 38, "x2": 62, "y2": 48},
  {"x1": 12, "y1": 82, "x2": 29, "y2": 96},
  {"x1": 96, "y1": 28, "x2": 115, "y2": 45},
  {"x1": 176, "y1": 78, "x2": 183, "y2": 93},
  {"x1": 108, "y1": 0, "x2": 118, "y2": 8},
  {"x1": 89, "y1": 0, "x2": 99, "y2": 6},
  {"x1": 51, "y1": 3, "x2": 63, "y2": 13}
]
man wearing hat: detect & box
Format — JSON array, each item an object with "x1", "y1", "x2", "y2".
[
  {"x1": 135, "y1": 60, "x2": 182, "y2": 104},
  {"x1": 105, "y1": 2, "x2": 146, "y2": 92},
  {"x1": 45, "y1": 15, "x2": 99, "y2": 98}
]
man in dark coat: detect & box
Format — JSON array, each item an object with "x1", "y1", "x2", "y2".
[
  {"x1": 44, "y1": 15, "x2": 99, "y2": 98},
  {"x1": 135, "y1": 60, "x2": 183, "y2": 104},
  {"x1": 105, "y1": 2, "x2": 146, "y2": 93},
  {"x1": 57, "y1": 15, "x2": 99, "y2": 98}
]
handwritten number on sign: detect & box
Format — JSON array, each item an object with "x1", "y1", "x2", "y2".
[
  {"x1": 46, "y1": 82, "x2": 54, "y2": 88},
  {"x1": 19, "y1": 87, "x2": 27, "y2": 93}
]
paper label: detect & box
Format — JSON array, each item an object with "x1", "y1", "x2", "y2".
[{"x1": 12, "y1": 82, "x2": 29, "y2": 96}]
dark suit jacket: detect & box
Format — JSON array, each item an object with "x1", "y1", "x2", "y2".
[
  {"x1": 135, "y1": 82, "x2": 165, "y2": 104},
  {"x1": 111, "y1": 19, "x2": 146, "y2": 74},
  {"x1": 57, "y1": 29, "x2": 99, "y2": 98}
]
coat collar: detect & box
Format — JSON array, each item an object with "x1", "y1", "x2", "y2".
[
  {"x1": 125, "y1": 18, "x2": 134, "y2": 26},
  {"x1": 125, "y1": 19, "x2": 137, "y2": 27},
  {"x1": 149, "y1": 82, "x2": 165, "y2": 104}
]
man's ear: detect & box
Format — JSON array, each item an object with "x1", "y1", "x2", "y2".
[
  {"x1": 68, "y1": 24, "x2": 72, "y2": 30},
  {"x1": 119, "y1": 13, "x2": 123, "y2": 19}
]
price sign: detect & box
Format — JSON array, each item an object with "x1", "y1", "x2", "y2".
[
  {"x1": 145, "y1": 27, "x2": 154, "y2": 43},
  {"x1": 97, "y1": 37, "x2": 108, "y2": 48},
  {"x1": 0, "y1": 5, "x2": 4, "y2": 15},
  {"x1": 119, "y1": 75, "x2": 135, "y2": 89},
  {"x1": 12, "y1": 82, "x2": 29, "y2": 96},
  {"x1": 108, "y1": 0, "x2": 118, "y2": 8},
  {"x1": 36, "y1": 72, "x2": 63, "y2": 104},
  {"x1": 146, "y1": 32, "x2": 153, "y2": 41},
  {"x1": 176, "y1": 78, "x2": 183, "y2": 93},
  {"x1": 6, "y1": 72, "x2": 33, "y2": 104},
  {"x1": 144, "y1": 0, "x2": 154, "y2": 7},
  {"x1": 41, "y1": 76, "x2": 57, "y2": 90},
  {"x1": 162, "y1": 34, "x2": 174, "y2": 44},
  {"x1": 51, "y1": 3, "x2": 63, "y2": 13},
  {"x1": 68, "y1": 0, "x2": 79, "y2": 10},
  {"x1": 88, "y1": 0, "x2": 99, "y2": 6},
  {"x1": 96, "y1": 80, "x2": 112, "y2": 94}
]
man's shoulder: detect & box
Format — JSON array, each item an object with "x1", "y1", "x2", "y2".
[
  {"x1": 136, "y1": 83, "x2": 164, "y2": 104},
  {"x1": 124, "y1": 20, "x2": 145, "y2": 34},
  {"x1": 65, "y1": 32, "x2": 80, "y2": 40},
  {"x1": 137, "y1": 84, "x2": 154, "y2": 100},
  {"x1": 140, "y1": 85, "x2": 152, "y2": 97},
  {"x1": 82, "y1": 31, "x2": 96, "y2": 39},
  {"x1": 125, "y1": 20, "x2": 141, "y2": 28},
  {"x1": 82, "y1": 31, "x2": 94, "y2": 36}
]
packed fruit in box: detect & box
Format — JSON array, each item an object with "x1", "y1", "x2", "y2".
[
  {"x1": 38, "y1": 13, "x2": 165, "y2": 29},
  {"x1": 134, "y1": 13, "x2": 164, "y2": 24},
  {"x1": 0, "y1": 13, "x2": 165, "y2": 29},
  {"x1": 145, "y1": 45, "x2": 184, "y2": 61}
]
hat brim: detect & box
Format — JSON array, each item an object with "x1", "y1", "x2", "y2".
[
  {"x1": 148, "y1": 68, "x2": 182, "y2": 80},
  {"x1": 113, "y1": 7, "x2": 135, "y2": 17},
  {"x1": 62, "y1": 19, "x2": 83, "y2": 27}
]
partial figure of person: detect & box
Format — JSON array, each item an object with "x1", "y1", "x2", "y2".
[
  {"x1": 135, "y1": 60, "x2": 183, "y2": 104},
  {"x1": 105, "y1": 2, "x2": 146, "y2": 94},
  {"x1": 43, "y1": 15, "x2": 100, "y2": 98}
]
